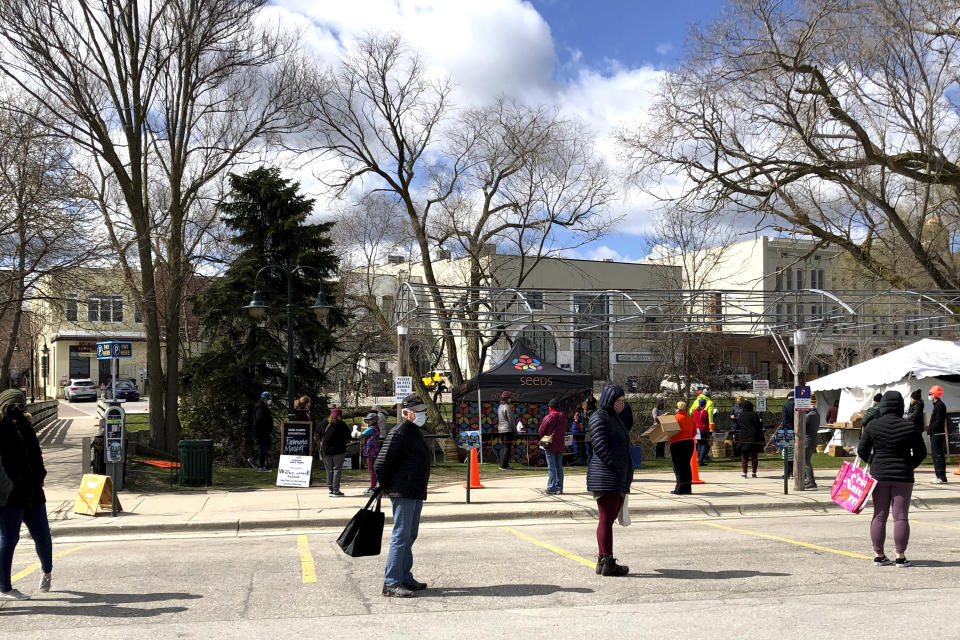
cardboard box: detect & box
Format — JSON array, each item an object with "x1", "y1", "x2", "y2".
[
  {"x1": 828, "y1": 444, "x2": 847, "y2": 457},
  {"x1": 849, "y1": 411, "x2": 863, "y2": 430},
  {"x1": 643, "y1": 414, "x2": 681, "y2": 443}
]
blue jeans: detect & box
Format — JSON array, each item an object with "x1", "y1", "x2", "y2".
[
  {"x1": 544, "y1": 450, "x2": 564, "y2": 492},
  {"x1": 0, "y1": 504, "x2": 53, "y2": 592},
  {"x1": 384, "y1": 497, "x2": 423, "y2": 587}
]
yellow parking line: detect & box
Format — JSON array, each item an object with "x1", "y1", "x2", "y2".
[
  {"x1": 913, "y1": 521, "x2": 960, "y2": 532},
  {"x1": 12, "y1": 545, "x2": 84, "y2": 584},
  {"x1": 297, "y1": 535, "x2": 317, "y2": 584},
  {"x1": 698, "y1": 522, "x2": 871, "y2": 560},
  {"x1": 501, "y1": 526, "x2": 596, "y2": 569}
]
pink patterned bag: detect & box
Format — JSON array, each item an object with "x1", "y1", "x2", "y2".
[{"x1": 830, "y1": 457, "x2": 877, "y2": 514}]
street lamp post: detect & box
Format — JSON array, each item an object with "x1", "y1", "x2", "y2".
[
  {"x1": 41, "y1": 342, "x2": 49, "y2": 401},
  {"x1": 243, "y1": 265, "x2": 332, "y2": 420}
]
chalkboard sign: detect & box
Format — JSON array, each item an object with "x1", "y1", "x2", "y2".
[
  {"x1": 281, "y1": 421, "x2": 312, "y2": 456},
  {"x1": 946, "y1": 413, "x2": 960, "y2": 456}
]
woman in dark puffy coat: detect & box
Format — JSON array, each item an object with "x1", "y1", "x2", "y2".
[
  {"x1": 735, "y1": 400, "x2": 764, "y2": 479},
  {"x1": 0, "y1": 389, "x2": 52, "y2": 599},
  {"x1": 857, "y1": 390, "x2": 926, "y2": 567},
  {"x1": 587, "y1": 385, "x2": 633, "y2": 577}
]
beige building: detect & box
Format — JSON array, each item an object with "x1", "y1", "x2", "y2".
[
  {"x1": 32, "y1": 268, "x2": 149, "y2": 398},
  {"x1": 359, "y1": 253, "x2": 680, "y2": 384}
]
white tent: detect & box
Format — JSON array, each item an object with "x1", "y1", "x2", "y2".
[{"x1": 809, "y1": 338, "x2": 960, "y2": 448}]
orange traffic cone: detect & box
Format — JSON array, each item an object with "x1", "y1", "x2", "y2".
[
  {"x1": 954, "y1": 458, "x2": 960, "y2": 476},
  {"x1": 690, "y1": 447, "x2": 705, "y2": 484},
  {"x1": 463, "y1": 448, "x2": 485, "y2": 489}
]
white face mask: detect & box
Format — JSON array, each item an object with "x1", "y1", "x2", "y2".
[
  {"x1": 264, "y1": 398, "x2": 272, "y2": 405},
  {"x1": 413, "y1": 411, "x2": 427, "y2": 427}
]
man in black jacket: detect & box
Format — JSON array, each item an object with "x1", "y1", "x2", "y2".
[
  {"x1": 928, "y1": 385, "x2": 948, "y2": 484},
  {"x1": 375, "y1": 394, "x2": 431, "y2": 598},
  {"x1": 247, "y1": 391, "x2": 274, "y2": 472}
]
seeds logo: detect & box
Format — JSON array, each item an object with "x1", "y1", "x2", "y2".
[{"x1": 513, "y1": 355, "x2": 543, "y2": 371}]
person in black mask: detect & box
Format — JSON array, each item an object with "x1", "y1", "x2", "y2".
[{"x1": 0, "y1": 389, "x2": 53, "y2": 600}]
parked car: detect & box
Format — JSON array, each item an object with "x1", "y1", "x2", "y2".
[
  {"x1": 105, "y1": 379, "x2": 140, "y2": 402},
  {"x1": 65, "y1": 379, "x2": 97, "y2": 402},
  {"x1": 659, "y1": 375, "x2": 707, "y2": 394}
]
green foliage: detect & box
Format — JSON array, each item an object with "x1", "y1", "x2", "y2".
[{"x1": 179, "y1": 167, "x2": 340, "y2": 463}]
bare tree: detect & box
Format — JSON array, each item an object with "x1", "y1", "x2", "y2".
[
  {"x1": 618, "y1": 0, "x2": 960, "y2": 291},
  {"x1": 0, "y1": 0, "x2": 305, "y2": 451},
  {"x1": 0, "y1": 92, "x2": 102, "y2": 386},
  {"x1": 437, "y1": 100, "x2": 616, "y2": 376}
]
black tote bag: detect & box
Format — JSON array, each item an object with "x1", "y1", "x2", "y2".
[{"x1": 336, "y1": 487, "x2": 385, "y2": 557}]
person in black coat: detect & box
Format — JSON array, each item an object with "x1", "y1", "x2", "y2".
[
  {"x1": 927, "y1": 386, "x2": 948, "y2": 483},
  {"x1": 587, "y1": 385, "x2": 632, "y2": 577},
  {"x1": 857, "y1": 390, "x2": 926, "y2": 567},
  {"x1": 0, "y1": 388, "x2": 53, "y2": 599},
  {"x1": 320, "y1": 409, "x2": 351, "y2": 497},
  {"x1": 247, "y1": 391, "x2": 274, "y2": 472},
  {"x1": 375, "y1": 394, "x2": 432, "y2": 598},
  {"x1": 906, "y1": 389, "x2": 924, "y2": 434},
  {"x1": 735, "y1": 400, "x2": 764, "y2": 478}
]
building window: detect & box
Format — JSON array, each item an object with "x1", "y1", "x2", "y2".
[
  {"x1": 527, "y1": 291, "x2": 544, "y2": 311},
  {"x1": 775, "y1": 272, "x2": 782, "y2": 291},
  {"x1": 134, "y1": 303, "x2": 143, "y2": 324},
  {"x1": 64, "y1": 293, "x2": 78, "y2": 322},
  {"x1": 88, "y1": 296, "x2": 124, "y2": 323},
  {"x1": 776, "y1": 303, "x2": 783, "y2": 323},
  {"x1": 786, "y1": 269, "x2": 792, "y2": 290},
  {"x1": 68, "y1": 346, "x2": 91, "y2": 378},
  {"x1": 818, "y1": 270, "x2": 825, "y2": 289},
  {"x1": 796, "y1": 270, "x2": 804, "y2": 289},
  {"x1": 748, "y1": 351, "x2": 758, "y2": 370},
  {"x1": 810, "y1": 269, "x2": 817, "y2": 289}
]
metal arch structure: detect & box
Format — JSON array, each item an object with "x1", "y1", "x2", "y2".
[{"x1": 392, "y1": 282, "x2": 960, "y2": 345}]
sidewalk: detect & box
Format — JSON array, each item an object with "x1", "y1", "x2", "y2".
[{"x1": 41, "y1": 429, "x2": 960, "y2": 537}]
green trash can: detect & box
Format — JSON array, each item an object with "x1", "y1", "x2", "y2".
[{"x1": 179, "y1": 439, "x2": 214, "y2": 487}]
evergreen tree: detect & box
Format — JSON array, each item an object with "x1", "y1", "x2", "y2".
[{"x1": 180, "y1": 167, "x2": 339, "y2": 462}]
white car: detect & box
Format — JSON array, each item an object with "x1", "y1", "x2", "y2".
[
  {"x1": 659, "y1": 376, "x2": 707, "y2": 394},
  {"x1": 65, "y1": 378, "x2": 98, "y2": 402}
]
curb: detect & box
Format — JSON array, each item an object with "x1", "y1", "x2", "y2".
[{"x1": 48, "y1": 494, "x2": 960, "y2": 538}]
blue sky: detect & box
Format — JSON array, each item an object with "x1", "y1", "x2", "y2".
[
  {"x1": 273, "y1": 0, "x2": 729, "y2": 262},
  {"x1": 534, "y1": 0, "x2": 724, "y2": 73}
]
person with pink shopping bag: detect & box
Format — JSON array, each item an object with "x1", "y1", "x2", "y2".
[{"x1": 855, "y1": 390, "x2": 927, "y2": 568}]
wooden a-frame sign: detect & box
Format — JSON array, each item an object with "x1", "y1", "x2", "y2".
[{"x1": 73, "y1": 473, "x2": 123, "y2": 516}]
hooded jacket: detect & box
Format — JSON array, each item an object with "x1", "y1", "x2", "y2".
[
  {"x1": 695, "y1": 393, "x2": 715, "y2": 429},
  {"x1": 857, "y1": 391, "x2": 926, "y2": 483},
  {"x1": 253, "y1": 399, "x2": 273, "y2": 440},
  {"x1": 586, "y1": 386, "x2": 632, "y2": 494},
  {"x1": 929, "y1": 397, "x2": 947, "y2": 436},
  {"x1": 734, "y1": 400, "x2": 764, "y2": 448},
  {"x1": 0, "y1": 411, "x2": 46, "y2": 508}
]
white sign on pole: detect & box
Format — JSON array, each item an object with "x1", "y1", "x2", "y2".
[
  {"x1": 395, "y1": 376, "x2": 413, "y2": 401},
  {"x1": 276, "y1": 455, "x2": 313, "y2": 488},
  {"x1": 752, "y1": 379, "x2": 770, "y2": 393},
  {"x1": 756, "y1": 395, "x2": 767, "y2": 412}
]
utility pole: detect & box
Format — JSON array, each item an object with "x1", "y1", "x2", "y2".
[
  {"x1": 397, "y1": 325, "x2": 408, "y2": 421},
  {"x1": 793, "y1": 330, "x2": 806, "y2": 492}
]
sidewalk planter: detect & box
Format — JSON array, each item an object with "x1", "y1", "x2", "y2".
[{"x1": 178, "y1": 439, "x2": 213, "y2": 487}]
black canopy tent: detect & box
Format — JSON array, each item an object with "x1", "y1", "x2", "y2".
[
  {"x1": 451, "y1": 341, "x2": 593, "y2": 464},
  {"x1": 452, "y1": 340, "x2": 594, "y2": 404}
]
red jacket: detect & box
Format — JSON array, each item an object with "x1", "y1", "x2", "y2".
[
  {"x1": 692, "y1": 408, "x2": 710, "y2": 435},
  {"x1": 538, "y1": 409, "x2": 567, "y2": 453}
]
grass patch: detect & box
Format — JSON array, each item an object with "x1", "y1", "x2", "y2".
[{"x1": 125, "y1": 413, "x2": 150, "y2": 433}]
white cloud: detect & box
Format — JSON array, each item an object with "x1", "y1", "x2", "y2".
[
  {"x1": 655, "y1": 42, "x2": 674, "y2": 56},
  {"x1": 270, "y1": 0, "x2": 670, "y2": 239}
]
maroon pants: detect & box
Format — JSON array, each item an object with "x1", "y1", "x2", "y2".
[
  {"x1": 871, "y1": 481, "x2": 913, "y2": 555},
  {"x1": 596, "y1": 492, "x2": 625, "y2": 556},
  {"x1": 367, "y1": 456, "x2": 376, "y2": 489}
]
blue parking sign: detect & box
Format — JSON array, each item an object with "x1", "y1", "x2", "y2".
[{"x1": 795, "y1": 385, "x2": 812, "y2": 409}]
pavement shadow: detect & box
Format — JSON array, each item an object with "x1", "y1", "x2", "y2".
[
  {"x1": 0, "y1": 590, "x2": 200, "y2": 618},
  {"x1": 633, "y1": 569, "x2": 790, "y2": 580},
  {"x1": 426, "y1": 584, "x2": 593, "y2": 597},
  {"x1": 907, "y1": 560, "x2": 960, "y2": 568}
]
